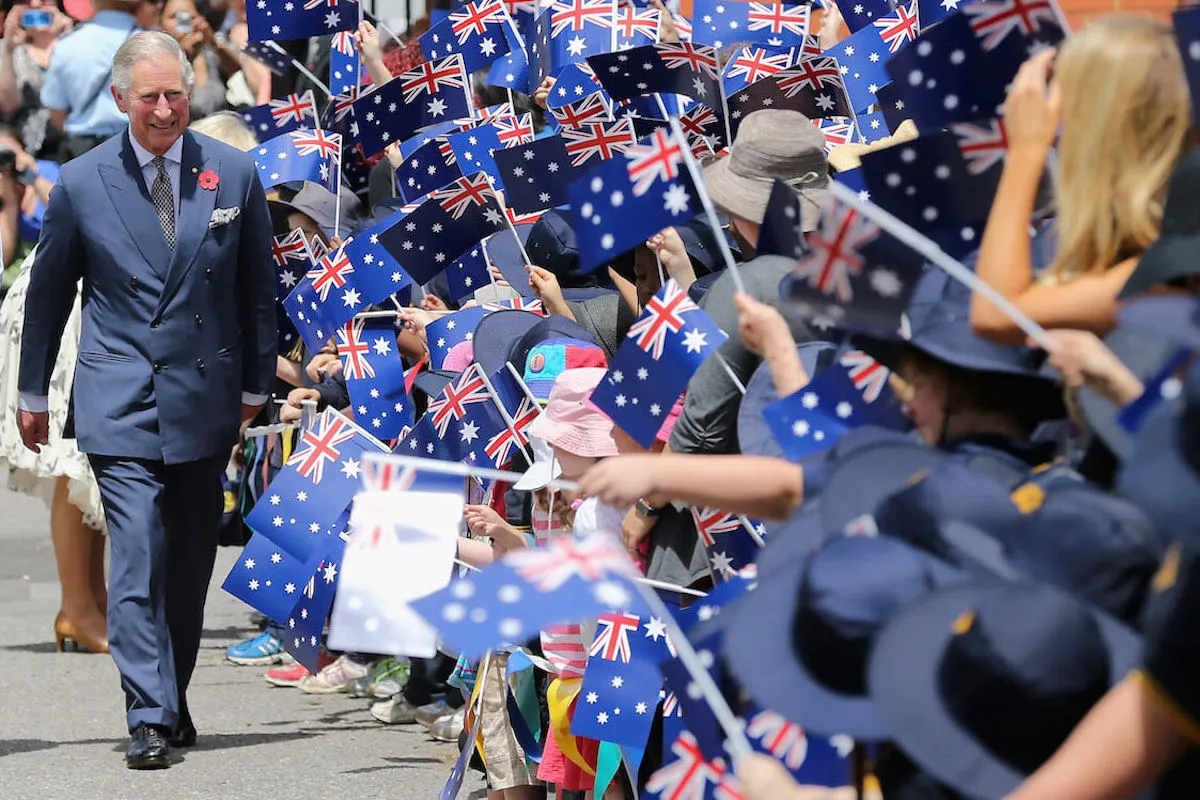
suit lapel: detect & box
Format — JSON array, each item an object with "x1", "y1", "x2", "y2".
[
  {"x1": 157, "y1": 132, "x2": 219, "y2": 314},
  {"x1": 100, "y1": 133, "x2": 172, "y2": 277}
]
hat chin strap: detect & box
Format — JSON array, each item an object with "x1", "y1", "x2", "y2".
[{"x1": 785, "y1": 171, "x2": 823, "y2": 190}]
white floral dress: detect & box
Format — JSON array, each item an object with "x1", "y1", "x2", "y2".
[{"x1": 0, "y1": 247, "x2": 105, "y2": 531}]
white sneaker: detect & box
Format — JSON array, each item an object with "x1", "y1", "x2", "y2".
[{"x1": 296, "y1": 655, "x2": 371, "y2": 694}]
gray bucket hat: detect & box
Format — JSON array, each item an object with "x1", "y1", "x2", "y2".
[{"x1": 704, "y1": 109, "x2": 829, "y2": 232}]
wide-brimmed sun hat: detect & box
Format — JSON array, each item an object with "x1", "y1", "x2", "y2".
[
  {"x1": 524, "y1": 368, "x2": 619, "y2": 459},
  {"x1": 704, "y1": 109, "x2": 829, "y2": 232}
]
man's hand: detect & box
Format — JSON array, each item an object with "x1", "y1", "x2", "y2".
[
  {"x1": 18, "y1": 409, "x2": 49, "y2": 453},
  {"x1": 240, "y1": 403, "x2": 264, "y2": 426}
]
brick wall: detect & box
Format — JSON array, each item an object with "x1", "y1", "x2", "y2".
[{"x1": 1058, "y1": 0, "x2": 1176, "y2": 28}]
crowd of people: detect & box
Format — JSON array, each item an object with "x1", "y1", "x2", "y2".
[{"x1": 0, "y1": 0, "x2": 1199, "y2": 797}]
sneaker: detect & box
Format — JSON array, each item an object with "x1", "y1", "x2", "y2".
[
  {"x1": 416, "y1": 699, "x2": 451, "y2": 728},
  {"x1": 370, "y1": 695, "x2": 423, "y2": 724},
  {"x1": 297, "y1": 655, "x2": 371, "y2": 695},
  {"x1": 347, "y1": 675, "x2": 374, "y2": 698},
  {"x1": 226, "y1": 632, "x2": 287, "y2": 666},
  {"x1": 264, "y1": 651, "x2": 334, "y2": 687},
  {"x1": 264, "y1": 661, "x2": 311, "y2": 687},
  {"x1": 429, "y1": 709, "x2": 466, "y2": 743},
  {"x1": 368, "y1": 658, "x2": 411, "y2": 699}
]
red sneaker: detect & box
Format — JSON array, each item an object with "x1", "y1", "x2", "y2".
[{"x1": 264, "y1": 651, "x2": 334, "y2": 687}]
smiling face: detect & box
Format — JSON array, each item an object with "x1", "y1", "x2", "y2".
[{"x1": 113, "y1": 55, "x2": 191, "y2": 156}]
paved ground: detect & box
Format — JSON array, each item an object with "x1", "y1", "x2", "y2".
[{"x1": 0, "y1": 487, "x2": 486, "y2": 800}]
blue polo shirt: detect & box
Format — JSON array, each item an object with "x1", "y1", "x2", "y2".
[{"x1": 40, "y1": 10, "x2": 138, "y2": 137}]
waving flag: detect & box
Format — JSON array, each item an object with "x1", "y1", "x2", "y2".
[
  {"x1": 222, "y1": 533, "x2": 323, "y2": 623},
  {"x1": 561, "y1": 117, "x2": 638, "y2": 166},
  {"x1": 828, "y1": 24, "x2": 893, "y2": 112},
  {"x1": 531, "y1": 0, "x2": 617, "y2": 86},
  {"x1": 337, "y1": 317, "x2": 414, "y2": 440},
  {"x1": 691, "y1": 0, "x2": 809, "y2": 48},
  {"x1": 545, "y1": 61, "x2": 610, "y2": 110},
  {"x1": 282, "y1": 541, "x2": 343, "y2": 673},
  {"x1": 352, "y1": 55, "x2": 473, "y2": 158},
  {"x1": 779, "y1": 196, "x2": 925, "y2": 335},
  {"x1": 551, "y1": 91, "x2": 614, "y2": 127},
  {"x1": 873, "y1": 0, "x2": 920, "y2": 52},
  {"x1": 721, "y1": 44, "x2": 801, "y2": 94},
  {"x1": 615, "y1": 4, "x2": 661, "y2": 48},
  {"x1": 253, "y1": 128, "x2": 341, "y2": 193},
  {"x1": 493, "y1": 133, "x2": 585, "y2": 213},
  {"x1": 763, "y1": 349, "x2": 907, "y2": 461},
  {"x1": 241, "y1": 40, "x2": 293, "y2": 74},
  {"x1": 239, "y1": 90, "x2": 319, "y2": 138},
  {"x1": 421, "y1": 0, "x2": 514, "y2": 73},
  {"x1": 950, "y1": 117, "x2": 1009, "y2": 176},
  {"x1": 745, "y1": 707, "x2": 853, "y2": 787},
  {"x1": 835, "y1": 0, "x2": 896, "y2": 32},
  {"x1": 246, "y1": 0, "x2": 358, "y2": 40},
  {"x1": 591, "y1": 279, "x2": 728, "y2": 447},
  {"x1": 689, "y1": 507, "x2": 765, "y2": 582},
  {"x1": 728, "y1": 57, "x2": 853, "y2": 137},
  {"x1": 588, "y1": 42, "x2": 721, "y2": 107},
  {"x1": 963, "y1": 0, "x2": 1062, "y2": 51},
  {"x1": 396, "y1": 136, "x2": 465, "y2": 203}
]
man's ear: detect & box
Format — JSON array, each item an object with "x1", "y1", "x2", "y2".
[{"x1": 111, "y1": 85, "x2": 128, "y2": 114}]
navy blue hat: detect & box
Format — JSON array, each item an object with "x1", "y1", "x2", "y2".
[
  {"x1": 1117, "y1": 293, "x2": 1200, "y2": 352},
  {"x1": 1118, "y1": 367, "x2": 1200, "y2": 547},
  {"x1": 851, "y1": 269, "x2": 1052, "y2": 380},
  {"x1": 1076, "y1": 327, "x2": 1181, "y2": 460},
  {"x1": 818, "y1": 440, "x2": 948, "y2": 535},
  {"x1": 737, "y1": 341, "x2": 837, "y2": 458},
  {"x1": 725, "y1": 535, "x2": 966, "y2": 740},
  {"x1": 868, "y1": 582, "x2": 1140, "y2": 800},
  {"x1": 471, "y1": 310, "x2": 545, "y2": 378},
  {"x1": 674, "y1": 217, "x2": 741, "y2": 276},
  {"x1": 486, "y1": 223, "x2": 537, "y2": 295},
  {"x1": 412, "y1": 369, "x2": 458, "y2": 403},
  {"x1": 506, "y1": 314, "x2": 599, "y2": 378}
]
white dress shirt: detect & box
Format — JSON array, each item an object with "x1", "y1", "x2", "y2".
[{"x1": 19, "y1": 131, "x2": 267, "y2": 414}]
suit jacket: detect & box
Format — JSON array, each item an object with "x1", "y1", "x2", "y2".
[{"x1": 19, "y1": 129, "x2": 277, "y2": 465}]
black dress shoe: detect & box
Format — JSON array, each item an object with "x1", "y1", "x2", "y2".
[
  {"x1": 168, "y1": 719, "x2": 196, "y2": 748},
  {"x1": 126, "y1": 723, "x2": 171, "y2": 769}
]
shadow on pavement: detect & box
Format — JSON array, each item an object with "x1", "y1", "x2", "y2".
[
  {"x1": 0, "y1": 641, "x2": 69, "y2": 654},
  {"x1": 1, "y1": 737, "x2": 123, "y2": 758},
  {"x1": 339, "y1": 755, "x2": 444, "y2": 775}
]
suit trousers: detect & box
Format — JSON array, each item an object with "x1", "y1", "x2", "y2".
[{"x1": 88, "y1": 453, "x2": 226, "y2": 733}]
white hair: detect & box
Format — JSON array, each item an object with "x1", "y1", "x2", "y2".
[
  {"x1": 112, "y1": 31, "x2": 195, "y2": 95},
  {"x1": 189, "y1": 111, "x2": 259, "y2": 151}
]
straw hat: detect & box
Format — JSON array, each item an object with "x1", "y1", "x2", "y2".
[
  {"x1": 826, "y1": 120, "x2": 920, "y2": 173},
  {"x1": 704, "y1": 109, "x2": 829, "y2": 232}
]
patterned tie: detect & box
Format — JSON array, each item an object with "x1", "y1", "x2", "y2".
[{"x1": 150, "y1": 155, "x2": 176, "y2": 249}]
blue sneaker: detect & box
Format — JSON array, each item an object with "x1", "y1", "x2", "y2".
[{"x1": 225, "y1": 632, "x2": 289, "y2": 666}]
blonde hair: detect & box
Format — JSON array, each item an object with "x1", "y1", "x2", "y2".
[
  {"x1": 1049, "y1": 14, "x2": 1192, "y2": 281},
  {"x1": 189, "y1": 111, "x2": 259, "y2": 152}
]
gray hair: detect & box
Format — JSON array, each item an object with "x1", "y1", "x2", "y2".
[
  {"x1": 112, "y1": 31, "x2": 195, "y2": 95},
  {"x1": 189, "y1": 111, "x2": 259, "y2": 151}
]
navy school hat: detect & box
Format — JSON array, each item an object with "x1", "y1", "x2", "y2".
[
  {"x1": 1076, "y1": 327, "x2": 1182, "y2": 461},
  {"x1": 1118, "y1": 368, "x2": 1200, "y2": 548},
  {"x1": 850, "y1": 268, "x2": 1052, "y2": 381},
  {"x1": 868, "y1": 582, "x2": 1141, "y2": 800},
  {"x1": 1118, "y1": 147, "x2": 1200, "y2": 300},
  {"x1": 737, "y1": 341, "x2": 838, "y2": 458},
  {"x1": 506, "y1": 314, "x2": 599, "y2": 378},
  {"x1": 471, "y1": 310, "x2": 545, "y2": 378},
  {"x1": 1117, "y1": 293, "x2": 1200, "y2": 352},
  {"x1": 725, "y1": 534, "x2": 968, "y2": 741},
  {"x1": 412, "y1": 368, "x2": 458, "y2": 404}
]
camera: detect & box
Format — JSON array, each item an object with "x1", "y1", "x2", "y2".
[
  {"x1": 0, "y1": 148, "x2": 16, "y2": 173},
  {"x1": 19, "y1": 9, "x2": 53, "y2": 29},
  {"x1": 175, "y1": 11, "x2": 192, "y2": 33}
]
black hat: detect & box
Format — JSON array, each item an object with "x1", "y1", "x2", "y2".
[
  {"x1": 725, "y1": 534, "x2": 966, "y2": 740},
  {"x1": 412, "y1": 369, "x2": 458, "y2": 404},
  {"x1": 1119, "y1": 147, "x2": 1200, "y2": 299},
  {"x1": 868, "y1": 582, "x2": 1140, "y2": 800},
  {"x1": 737, "y1": 341, "x2": 837, "y2": 458}
]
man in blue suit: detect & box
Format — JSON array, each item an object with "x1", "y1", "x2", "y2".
[{"x1": 17, "y1": 31, "x2": 276, "y2": 769}]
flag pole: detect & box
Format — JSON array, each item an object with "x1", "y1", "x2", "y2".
[
  {"x1": 825, "y1": 181, "x2": 1055, "y2": 350},
  {"x1": 472, "y1": 363, "x2": 538, "y2": 464},
  {"x1": 667, "y1": 117, "x2": 746, "y2": 295},
  {"x1": 266, "y1": 41, "x2": 334, "y2": 98},
  {"x1": 332, "y1": 135, "x2": 346, "y2": 239}
]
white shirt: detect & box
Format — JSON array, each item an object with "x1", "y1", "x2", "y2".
[{"x1": 19, "y1": 131, "x2": 266, "y2": 413}]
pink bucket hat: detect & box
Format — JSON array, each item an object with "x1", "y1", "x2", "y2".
[{"x1": 525, "y1": 368, "x2": 619, "y2": 459}]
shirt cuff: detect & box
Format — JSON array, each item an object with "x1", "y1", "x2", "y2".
[
  {"x1": 242, "y1": 392, "x2": 269, "y2": 406},
  {"x1": 18, "y1": 393, "x2": 49, "y2": 413}
]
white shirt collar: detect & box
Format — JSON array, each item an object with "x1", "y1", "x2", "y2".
[{"x1": 128, "y1": 128, "x2": 184, "y2": 168}]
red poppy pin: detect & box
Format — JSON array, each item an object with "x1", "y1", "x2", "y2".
[{"x1": 198, "y1": 170, "x2": 219, "y2": 191}]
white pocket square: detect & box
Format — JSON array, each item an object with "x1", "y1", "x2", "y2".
[{"x1": 209, "y1": 207, "x2": 240, "y2": 228}]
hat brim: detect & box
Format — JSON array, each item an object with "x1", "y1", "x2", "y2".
[
  {"x1": 1118, "y1": 398, "x2": 1200, "y2": 546},
  {"x1": 705, "y1": 157, "x2": 828, "y2": 232},
  {"x1": 472, "y1": 310, "x2": 545, "y2": 378},
  {"x1": 753, "y1": 507, "x2": 829, "y2": 581},
  {"x1": 868, "y1": 583, "x2": 1142, "y2": 800},
  {"x1": 513, "y1": 457, "x2": 561, "y2": 491},
  {"x1": 819, "y1": 442, "x2": 948, "y2": 535},
  {"x1": 412, "y1": 369, "x2": 458, "y2": 402},
  {"x1": 1117, "y1": 294, "x2": 1200, "y2": 352},
  {"x1": 1117, "y1": 235, "x2": 1200, "y2": 300},
  {"x1": 738, "y1": 342, "x2": 838, "y2": 458},
  {"x1": 524, "y1": 414, "x2": 619, "y2": 459},
  {"x1": 724, "y1": 554, "x2": 891, "y2": 740}
]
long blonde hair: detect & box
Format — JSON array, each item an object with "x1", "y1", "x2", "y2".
[{"x1": 1049, "y1": 15, "x2": 1192, "y2": 281}]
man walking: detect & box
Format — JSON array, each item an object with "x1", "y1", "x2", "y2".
[{"x1": 18, "y1": 31, "x2": 276, "y2": 769}]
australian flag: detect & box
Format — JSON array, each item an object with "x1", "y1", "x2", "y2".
[
  {"x1": 545, "y1": 61, "x2": 610, "y2": 110},
  {"x1": 376, "y1": 172, "x2": 508, "y2": 285},
  {"x1": 728, "y1": 56, "x2": 853, "y2": 138},
  {"x1": 245, "y1": 410, "x2": 388, "y2": 561},
  {"x1": 550, "y1": 91, "x2": 613, "y2": 127},
  {"x1": 421, "y1": 0, "x2": 513, "y2": 73},
  {"x1": 246, "y1": 0, "x2": 358, "y2": 41},
  {"x1": 763, "y1": 348, "x2": 907, "y2": 461},
  {"x1": 272, "y1": 228, "x2": 317, "y2": 352},
  {"x1": 779, "y1": 195, "x2": 926, "y2": 336},
  {"x1": 745, "y1": 707, "x2": 854, "y2": 788},
  {"x1": 836, "y1": 0, "x2": 895, "y2": 32},
  {"x1": 403, "y1": 363, "x2": 497, "y2": 460},
  {"x1": 446, "y1": 116, "x2": 525, "y2": 190},
  {"x1": 282, "y1": 540, "x2": 344, "y2": 673},
  {"x1": 569, "y1": 128, "x2": 706, "y2": 274},
  {"x1": 446, "y1": 243, "x2": 493, "y2": 302},
  {"x1": 571, "y1": 611, "x2": 676, "y2": 748},
  {"x1": 721, "y1": 44, "x2": 802, "y2": 95},
  {"x1": 240, "y1": 40, "x2": 293, "y2": 74},
  {"x1": 480, "y1": 364, "x2": 543, "y2": 468},
  {"x1": 337, "y1": 316, "x2": 415, "y2": 440},
  {"x1": 426, "y1": 305, "x2": 491, "y2": 368},
  {"x1": 253, "y1": 128, "x2": 342, "y2": 193},
  {"x1": 757, "y1": 179, "x2": 807, "y2": 261},
  {"x1": 828, "y1": 23, "x2": 893, "y2": 112},
  {"x1": 588, "y1": 42, "x2": 722, "y2": 107},
  {"x1": 561, "y1": 117, "x2": 637, "y2": 167},
  {"x1": 352, "y1": 54, "x2": 473, "y2": 158},
  {"x1": 689, "y1": 507, "x2": 766, "y2": 582},
  {"x1": 330, "y1": 30, "x2": 369, "y2": 97},
  {"x1": 615, "y1": 3, "x2": 661, "y2": 49},
  {"x1": 222, "y1": 533, "x2": 323, "y2": 623},
  {"x1": 239, "y1": 90, "x2": 319, "y2": 138},
  {"x1": 591, "y1": 279, "x2": 728, "y2": 447},
  {"x1": 690, "y1": 0, "x2": 809, "y2": 49},
  {"x1": 531, "y1": 0, "x2": 616, "y2": 87},
  {"x1": 337, "y1": 214, "x2": 417, "y2": 317},
  {"x1": 396, "y1": 136, "x2": 464, "y2": 203},
  {"x1": 493, "y1": 135, "x2": 583, "y2": 213}
]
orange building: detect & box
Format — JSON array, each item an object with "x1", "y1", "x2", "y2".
[{"x1": 1058, "y1": 0, "x2": 1176, "y2": 26}]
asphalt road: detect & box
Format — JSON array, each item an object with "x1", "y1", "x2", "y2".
[{"x1": 0, "y1": 486, "x2": 485, "y2": 800}]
